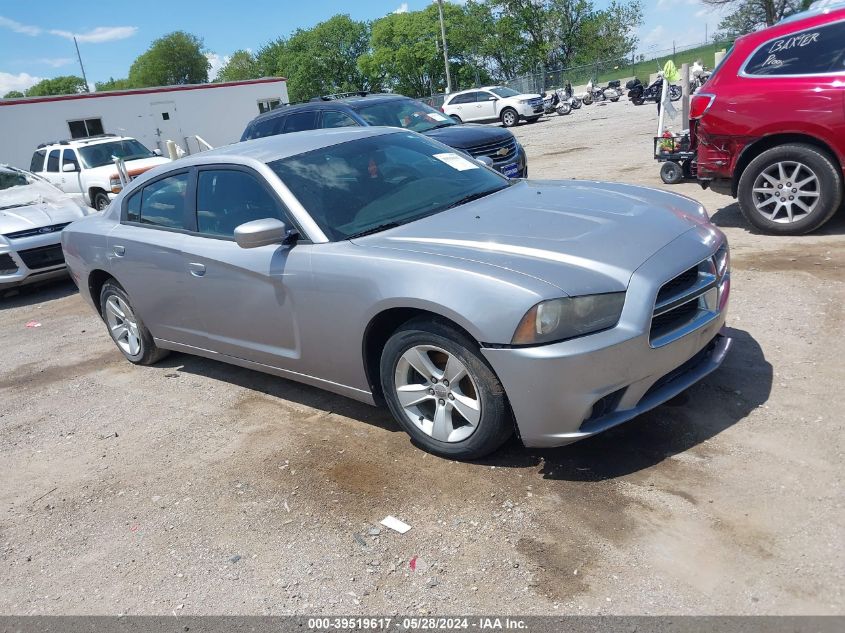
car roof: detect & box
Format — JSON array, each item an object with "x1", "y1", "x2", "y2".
[
  {"x1": 246, "y1": 93, "x2": 412, "y2": 126},
  {"x1": 185, "y1": 126, "x2": 400, "y2": 166},
  {"x1": 40, "y1": 135, "x2": 134, "y2": 149}
]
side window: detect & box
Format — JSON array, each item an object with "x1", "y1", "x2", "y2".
[
  {"x1": 62, "y1": 150, "x2": 79, "y2": 171},
  {"x1": 46, "y1": 149, "x2": 60, "y2": 172},
  {"x1": 284, "y1": 111, "x2": 318, "y2": 133},
  {"x1": 322, "y1": 111, "x2": 359, "y2": 128},
  {"x1": 744, "y1": 22, "x2": 845, "y2": 76},
  {"x1": 196, "y1": 169, "x2": 285, "y2": 238},
  {"x1": 30, "y1": 150, "x2": 46, "y2": 172},
  {"x1": 448, "y1": 93, "x2": 473, "y2": 105},
  {"x1": 138, "y1": 172, "x2": 189, "y2": 229},
  {"x1": 126, "y1": 190, "x2": 141, "y2": 223},
  {"x1": 244, "y1": 116, "x2": 283, "y2": 140}
]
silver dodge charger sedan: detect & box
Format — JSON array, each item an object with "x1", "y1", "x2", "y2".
[{"x1": 62, "y1": 127, "x2": 731, "y2": 459}]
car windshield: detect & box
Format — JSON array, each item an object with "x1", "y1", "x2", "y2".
[
  {"x1": 355, "y1": 99, "x2": 455, "y2": 133},
  {"x1": 0, "y1": 170, "x2": 29, "y2": 190},
  {"x1": 490, "y1": 87, "x2": 520, "y2": 98},
  {"x1": 78, "y1": 139, "x2": 155, "y2": 168},
  {"x1": 268, "y1": 132, "x2": 509, "y2": 241}
]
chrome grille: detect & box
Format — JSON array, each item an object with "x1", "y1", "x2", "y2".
[
  {"x1": 650, "y1": 252, "x2": 725, "y2": 347},
  {"x1": 464, "y1": 136, "x2": 518, "y2": 165},
  {"x1": 4, "y1": 222, "x2": 72, "y2": 240}
]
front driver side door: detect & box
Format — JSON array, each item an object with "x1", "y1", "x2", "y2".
[
  {"x1": 180, "y1": 166, "x2": 311, "y2": 370},
  {"x1": 474, "y1": 91, "x2": 498, "y2": 121}
]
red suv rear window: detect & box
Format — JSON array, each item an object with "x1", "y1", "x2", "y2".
[{"x1": 742, "y1": 20, "x2": 845, "y2": 76}]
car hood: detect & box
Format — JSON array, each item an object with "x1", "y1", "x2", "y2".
[
  {"x1": 0, "y1": 183, "x2": 88, "y2": 233},
  {"x1": 356, "y1": 180, "x2": 710, "y2": 296},
  {"x1": 423, "y1": 124, "x2": 514, "y2": 150}
]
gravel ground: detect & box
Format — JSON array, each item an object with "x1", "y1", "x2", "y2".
[{"x1": 1, "y1": 100, "x2": 843, "y2": 616}]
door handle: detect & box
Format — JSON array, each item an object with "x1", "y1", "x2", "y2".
[
  {"x1": 188, "y1": 262, "x2": 206, "y2": 277},
  {"x1": 113, "y1": 245, "x2": 125, "y2": 256}
]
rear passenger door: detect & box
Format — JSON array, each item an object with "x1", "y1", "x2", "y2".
[
  {"x1": 180, "y1": 166, "x2": 311, "y2": 369},
  {"x1": 42, "y1": 149, "x2": 62, "y2": 189},
  {"x1": 107, "y1": 170, "x2": 204, "y2": 347}
]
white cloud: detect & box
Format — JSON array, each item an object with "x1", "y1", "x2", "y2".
[
  {"x1": 38, "y1": 57, "x2": 74, "y2": 68},
  {"x1": 643, "y1": 25, "x2": 667, "y2": 45},
  {"x1": 50, "y1": 26, "x2": 137, "y2": 43},
  {"x1": 394, "y1": 2, "x2": 409, "y2": 13},
  {"x1": 0, "y1": 71, "x2": 42, "y2": 95},
  {"x1": 206, "y1": 53, "x2": 229, "y2": 81},
  {"x1": 0, "y1": 15, "x2": 41, "y2": 36}
]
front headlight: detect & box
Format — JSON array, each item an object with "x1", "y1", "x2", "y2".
[
  {"x1": 512, "y1": 293, "x2": 626, "y2": 345},
  {"x1": 110, "y1": 177, "x2": 123, "y2": 194},
  {"x1": 518, "y1": 99, "x2": 530, "y2": 105}
]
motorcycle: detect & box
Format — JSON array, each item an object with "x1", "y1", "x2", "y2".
[
  {"x1": 581, "y1": 80, "x2": 603, "y2": 105},
  {"x1": 563, "y1": 82, "x2": 582, "y2": 109},
  {"x1": 603, "y1": 80, "x2": 621, "y2": 102},
  {"x1": 690, "y1": 61, "x2": 711, "y2": 93},
  {"x1": 626, "y1": 72, "x2": 682, "y2": 106},
  {"x1": 542, "y1": 89, "x2": 572, "y2": 115}
]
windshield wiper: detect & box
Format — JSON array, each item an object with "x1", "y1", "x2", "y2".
[
  {"x1": 444, "y1": 186, "x2": 507, "y2": 210},
  {"x1": 346, "y1": 222, "x2": 401, "y2": 239},
  {"x1": 427, "y1": 123, "x2": 454, "y2": 130}
]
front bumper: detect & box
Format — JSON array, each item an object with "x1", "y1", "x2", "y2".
[
  {"x1": 0, "y1": 235, "x2": 68, "y2": 290},
  {"x1": 482, "y1": 226, "x2": 731, "y2": 448},
  {"x1": 516, "y1": 102, "x2": 543, "y2": 117}
]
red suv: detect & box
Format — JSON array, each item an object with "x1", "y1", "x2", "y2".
[{"x1": 692, "y1": 5, "x2": 845, "y2": 234}]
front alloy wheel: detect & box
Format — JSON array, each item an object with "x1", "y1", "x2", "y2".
[
  {"x1": 394, "y1": 345, "x2": 481, "y2": 443},
  {"x1": 380, "y1": 318, "x2": 512, "y2": 459},
  {"x1": 501, "y1": 109, "x2": 518, "y2": 127}
]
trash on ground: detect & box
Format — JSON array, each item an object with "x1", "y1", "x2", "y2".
[
  {"x1": 380, "y1": 516, "x2": 411, "y2": 534},
  {"x1": 25, "y1": 321, "x2": 41, "y2": 328}
]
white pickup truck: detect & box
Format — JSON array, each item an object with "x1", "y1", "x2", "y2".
[{"x1": 29, "y1": 135, "x2": 170, "y2": 210}]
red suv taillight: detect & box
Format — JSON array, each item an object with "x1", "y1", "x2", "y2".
[{"x1": 690, "y1": 93, "x2": 715, "y2": 119}]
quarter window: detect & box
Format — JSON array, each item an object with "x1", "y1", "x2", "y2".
[
  {"x1": 46, "y1": 150, "x2": 60, "y2": 172},
  {"x1": 136, "y1": 172, "x2": 189, "y2": 229},
  {"x1": 322, "y1": 111, "x2": 359, "y2": 128},
  {"x1": 284, "y1": 111, "x2": 318, "y2": 133},
  {"x1": 196, "y1": 169, "x2": 285, "y2": 238},
  {"x1": 448, "y1": 93, "x2": 476, "y2": 105},
  {"x1": 744, "y1": 21, "x2": 845, "y2": 76},
  {"x1": 30, "y1": 150, "x2": 46, "y2": 172}
]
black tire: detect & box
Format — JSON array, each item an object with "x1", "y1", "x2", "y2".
[
  {"x1": 99, "y1": 279, "x2": 169, "y2": 365},
  {"x1": 380, "y1": 318, "x2": 512, "y2": 460},
  {"x1": 632, "y1": 96, "x2": 644, "y2": 106},
  {"x1": 669, "y1": 85, "x2": 682, "y2": 101},
  {"x1": 610, "y1": 96, "x2": 619, "y2": 102},
  {"x1": 660, "y1": 161, "x2": 684, "y2": 185},
  {"x1": 582, "y1": 94, "x2": 593, "y2": 105},
  {"x1": 571, "y1": 99, "x2": 581, "y2": 109},
  {"x1": 449, "y1": 115, "x2": 462, "y2": 124},
  {"x1": 737, "y1": 143, "x2": 843, "y2": 235},
  {"x1": 500, "y1": 108, "x2": 519, "y2": 127},
  {"x1": 93, "y1": 191, "x2": 110, "y2": 211},
  {"x1": 556, "y1": 103, "x2": 571, "y2": 116}
]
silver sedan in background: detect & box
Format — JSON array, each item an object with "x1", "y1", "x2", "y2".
[{"x1": 62, "y1": 127, "x2": 731, "y2": 459}]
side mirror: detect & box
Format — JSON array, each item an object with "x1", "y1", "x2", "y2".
[
  {"x1": 234, "y1": 218, "x2": 288, "y2": 249},
  {"x1": 474, "y1": 155, "x2": 494, "y2": 168},
  {"x1": 488, "y1": 95, "x2": 498, "y2": 101},
  {"x1": 62, "y1": 163, "x2": 78, "y2": 172},
  {"x1": 153, "y1": 148, "x2": 162, "y2": 156}
]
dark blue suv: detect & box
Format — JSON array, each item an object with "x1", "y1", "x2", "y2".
[{"x1": 240, "y1": 93, "x2": 528, "y2": 178}]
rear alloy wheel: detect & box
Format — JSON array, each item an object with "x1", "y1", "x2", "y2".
[
  {"x1": 381, "y1": 319, "x2": 512, "y2": 459},
  {"x1": 500, "y1": 108, "x2": 519, "y2": 127},
  {"x1": 93, "y1": 192, "x2": 110, "y2": 211},
  {"x1": 100, "y1": 280, "x2": 168, "y2": 365},
  {"x1": 737, "y1": 144, "x2": 843, "y2": 235}
]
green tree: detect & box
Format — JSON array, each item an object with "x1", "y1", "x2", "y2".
[
  {"x1": 95, "y1": 77, "x2": 134, "y2": 91},
  {"x1": 3, "y1": 90, "x2": 25, "y2": 98},
  {"x1": 216, "y1": 50, "x2": 261, "y2": 82},
  {"x1": 710, "y1": 0, "x2": 805, "y2": 37},
  {"x1": 256, "y1": 15, "x2": 370, "y2": 102},
  {"x1": 128, "y1": 31, "x2": 210, "y2": 87},
  {"x1": 24, "y1": 75, "x2": 87, "y2": 97}
]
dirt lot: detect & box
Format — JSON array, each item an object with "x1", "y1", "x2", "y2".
[{"x1": 1, "y1": 101, "x2": 843, "y2": 616}]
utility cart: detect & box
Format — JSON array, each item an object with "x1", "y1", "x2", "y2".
[{"x1": 654, "y1": 132, "x2": 696, "y2": 185}]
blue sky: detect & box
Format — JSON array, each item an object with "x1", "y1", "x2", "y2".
[{"x1": 0, "y1": 0, "x2": 728, "y2": 94}]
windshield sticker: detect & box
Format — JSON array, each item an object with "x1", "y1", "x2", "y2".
[
  {"x1": 433, "y1": 152, "x2": 478, "y2": 171},
  {"x1": 428, "y1": 112, "x2": 448, "y2": 121}
]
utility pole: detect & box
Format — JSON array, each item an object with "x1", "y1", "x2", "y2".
[
  {"x1": 705, "y1": 23, "x2": 708, "y2": 44},
  {"x1": 436, "y1": 0, "x2": 453, "y2": 94},
  {"x1": 73, "y1": 36, "x2": 90, "y2": 93}
]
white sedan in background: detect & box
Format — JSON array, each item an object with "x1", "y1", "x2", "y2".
[{"x1": 0, "y1": 165, "x2": 93, "y2": 291}]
